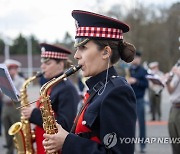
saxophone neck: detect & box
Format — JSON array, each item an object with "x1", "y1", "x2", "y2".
[
  {"x1": 21, "y1": 76, "x2": 36, "y2": 91},
  {"x1": 40, "y1": 65, "x2": 82, "y2": 97},
  {"x1": 21, "y1": 72, "x2": 43, "y2": 91},
  {"x1": 40, "y1": 74, "x2": 66, "y2": 97},
  {"x1": 20, "y1": 72, "x2": 43, "y2": 103}
]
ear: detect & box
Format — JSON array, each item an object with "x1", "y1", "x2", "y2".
[
  {"x1": 103, "y1": 50, "x2": 108, "y2": 55},
  {"x1": 102, "y1": 46, "x2": 112, "y2": 59}
]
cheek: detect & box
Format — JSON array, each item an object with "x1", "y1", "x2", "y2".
[
  {"x1": 44, "y1": 65, "x2": 53, "y2": 74},
  {"x1": 83, "y1": 54, "x2": 94, "y2": 68},
  {"x1": 49, "y1": 65, "x2": 57, "y2": 74},
  {"x1": 83, "y1": 54, "x2": 99, "y2": 75},
  {"x1": 85, "y1": 51, "x2": 98, "y2": 63},
  {"x1": 44, "y1": 66, "x2": 54, "y2": 78}
]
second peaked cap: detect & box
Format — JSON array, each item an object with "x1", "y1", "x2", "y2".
[{"x1": 40, "y1": 43, "x2": 71, "y2": 60}]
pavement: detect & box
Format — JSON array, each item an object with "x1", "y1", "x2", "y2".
[
  {"x1": 0, "y1": 85, "x2": 173, "y2": 154},
  {"x1": 135, "y1": 88, "x2": 172, "y2": 154}
]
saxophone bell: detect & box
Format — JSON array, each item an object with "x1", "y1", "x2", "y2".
[
  {"x1": 8, "y1": 122, "x2": 27, "y2": 153},
  {"x1": 8, "y1": 122, "x2": 22, "y2": 135}
]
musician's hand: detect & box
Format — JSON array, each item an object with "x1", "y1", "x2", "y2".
[
  {"x1": 172, "y1": 66, "x2": 180, "y2": 77},
  {"x1": 43, "y1": 124, "x2": 69, "y2": 153},
  {"x1": 21, "y1": 105, "x2": 34, "y2": 119}
]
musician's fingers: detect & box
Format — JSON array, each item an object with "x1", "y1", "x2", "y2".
[
  {"x1": 42, "y1": 139, "x2": 47, "y2": 147},
  {"x1": 57, "y1": 124, "x2": 63, "y2": 132},
  {"x1": 46, "y1": 149, "x2": 57, "y2": 153},
  {"x1": 43, "y1": 139, "x2": 58, "y2": 153},
  {"x1": 43, "y1": 133, "x2": 52, "y2": 139}
]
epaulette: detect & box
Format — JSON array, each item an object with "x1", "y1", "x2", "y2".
[{"x1": 110, "y1": 75, "x2": 127, "y2": 87}]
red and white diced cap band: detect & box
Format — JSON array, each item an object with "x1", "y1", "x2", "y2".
[
  {"x1": 40, "y1": 43, "x2": 71, "y2": 60},
  {"x1": 41, "y1": 51, "x2": 68, "y2": 59},
  {"x1": 76, "y1": 26, "x2": 123, "y2": 39}
]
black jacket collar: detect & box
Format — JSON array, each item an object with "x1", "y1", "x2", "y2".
[{"x1": 86, "y1": 66, "x2": 118, "y2": 90}]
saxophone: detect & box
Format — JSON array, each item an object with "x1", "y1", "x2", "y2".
[
  {"x1": 8, "y1": 72, "x2": 43, "y2": 154},
  {"x1": 39, "y1": 65, "x2": 81, "y2": 154}
]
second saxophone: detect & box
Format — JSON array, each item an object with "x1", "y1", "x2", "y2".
[{"x1": 8, "y1": 72, "x2": 43, "y2": 154}]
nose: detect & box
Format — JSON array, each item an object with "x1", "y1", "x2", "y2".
[
  {"x1": 74, "y1": 49, "x2": 80, "y2": 60},
  {"x1": 41, "y1": 63, "x2": 45, "y2": 70}
]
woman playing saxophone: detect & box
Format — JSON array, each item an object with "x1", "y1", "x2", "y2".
[
  {"x1": 43, "y1": 10, "x2": 136, "y2": 154},
  {"x1": 21, "y1": 43, "x2": 80, "y2": 154}
]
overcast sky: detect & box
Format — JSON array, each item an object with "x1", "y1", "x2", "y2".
[{"x1": 0, "y1": 0, "x2": 179, "y2": 43}]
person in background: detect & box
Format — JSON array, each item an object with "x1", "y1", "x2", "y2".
[
  {"x1": 42, "y1": 10, "x2": 136, "y2": 154},
  {"x1": 166, "y1": 64, "x2": 180, "y2": 154},
  {"x1": 2, "y1": 59, "x2": 25, "y2": 154},
  {"x1": 77, "y1": 70, "x2": 85, "y2": 94},
  {"x1": 127, "y1": 51, "x2": 148, "y2": 153},
  {"x1": 0, "y1": 92, "x2": 2, "y2": 136},
  {"x1": 148, "y1": 61, "x2": 164, "y2": 121},
  {"x1": 77, "y1": 70, "x2": 89, "y2": 113},
  {"x1": 21, "y1": 43, "x2": 80, "y2": 154}
]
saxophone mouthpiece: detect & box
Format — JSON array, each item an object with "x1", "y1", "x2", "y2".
[
  {"x1": 76, "y1": 64, "x2": 82, "y2": 70},
  {"x1": 36, "y1": 72, "x2": 44, "y2": 78},
  {"x1": 65, "y1": 65, "x2": 82, "y2": 77}
]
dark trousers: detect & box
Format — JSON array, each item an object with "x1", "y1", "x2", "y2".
[
  {"x1": 168, "y1": 106, "x2": 180, "y2": 154},
  {"x1": 2, "y1": 103, "x2": 20, "y2": 154},
  {"x1": 136, "y1": 98, "x2": 146, "y2": 150}
]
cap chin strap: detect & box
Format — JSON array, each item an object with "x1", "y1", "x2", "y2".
[{"x1": 74, "y1": 38, "x2": 90, "y2": 48}]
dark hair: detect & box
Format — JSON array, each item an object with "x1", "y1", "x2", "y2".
[{"x1": 92, "y1": 39, "x2": 136, "y2": 64}]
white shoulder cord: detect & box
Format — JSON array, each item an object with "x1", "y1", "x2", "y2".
[{"x1": 98, "y1": 58, "x2": 110, "y2": 95}]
